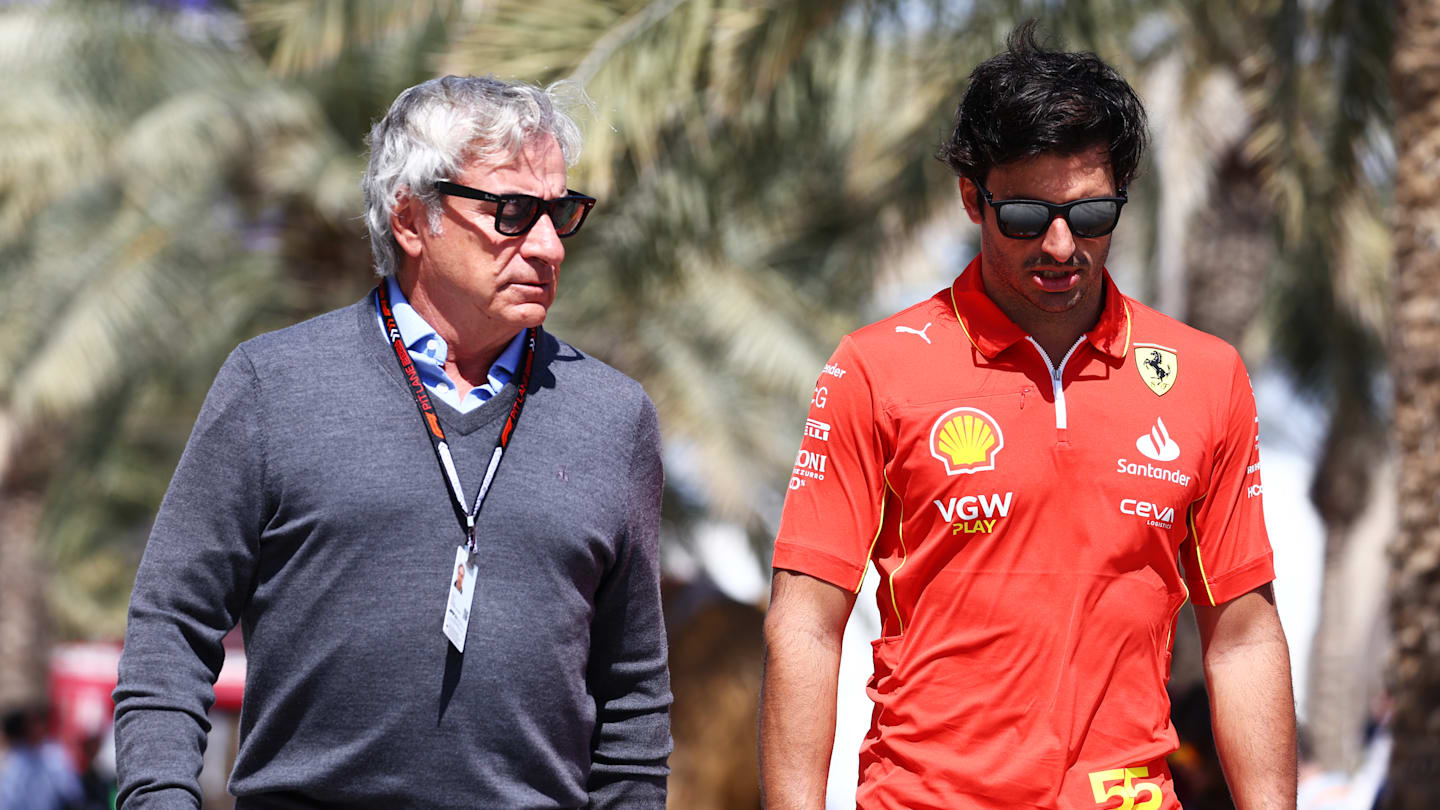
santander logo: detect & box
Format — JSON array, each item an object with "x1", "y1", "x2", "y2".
[{"x1": 1136, "y1": 418, "x2": 1181, "y2": 462}]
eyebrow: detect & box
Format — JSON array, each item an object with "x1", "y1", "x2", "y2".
[
  {"x1": 991, "y1": 187, "x2": 1118, "y2": 202},
  {"x1": 490, "y1": 189, "x2": 570, "y2": 199}
]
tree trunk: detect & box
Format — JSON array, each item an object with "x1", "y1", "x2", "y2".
[
  {"x1": 0, "y1": 410, "x2": 52, "y2": 709},
  {"x1": 1385, "y1": 0, "x2": 1440, "y2": 804},
  {"x1": 663, "y1": 578, "x2": 764, "y2": 810},
  {"x1": 1165, "y1": 149, "x2": 1275, "y2": 707},
  {"x1": 1305, "y1": 459, "x2": 1394, "y2": 772},
  {"x1": 1304, "y1": 387, "x2": 1392, "y2": 771},
  {"x1": 1182, "y1": 149, "x2": 1272, "y2": 352}
]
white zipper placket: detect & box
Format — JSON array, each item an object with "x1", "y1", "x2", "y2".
[{"x1": 1025, "y1": 336, "x2": 1087, "y2": 433}]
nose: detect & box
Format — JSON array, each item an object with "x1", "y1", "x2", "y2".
[
  {"x1": 522, "y1": 211, "x2": 566, "y2": 268},
  {"x1": 1039, "y1": 216, "x2": 1076, "y2": 264}
]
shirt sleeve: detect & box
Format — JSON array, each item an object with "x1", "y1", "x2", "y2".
[
  {"x1": 113, "y1": 347, "x2": 267, "y2": 809},
  {"x1": 772, "y1": 337, "x2": 887, "y2": 591},
  {"x1": 44, "y1": 743, "x2": 85, "y2": 805},
  {"x1": 1182, "y1": 351, "x2": 1275, "y2": 606},
  {"x1": 585, "y1": 392, "x2": 672, "y2": 808}
]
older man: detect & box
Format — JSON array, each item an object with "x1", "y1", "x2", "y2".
[
  {"x1": 761, "y1": 23, "x2": 1296, "y2": 810},
  {"x1": 114, "y1": 76, "x2": 670, "y2": 808}
]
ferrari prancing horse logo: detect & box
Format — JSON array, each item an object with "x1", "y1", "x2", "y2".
[{"x1": 1134, "y1": 343, "x2": 1178, "y2": 396}]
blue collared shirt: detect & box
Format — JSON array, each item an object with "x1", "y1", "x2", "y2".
[
  {"x1": 0, "y1": 742, "x2": 83, "y2": 810},
  {"x1": 377, "y1": 276, "x2": 525, "y2": 414}
]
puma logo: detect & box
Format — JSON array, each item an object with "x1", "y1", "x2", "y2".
[{"x1": 895, "y1": 323, "x2": 933, "y2": 344}]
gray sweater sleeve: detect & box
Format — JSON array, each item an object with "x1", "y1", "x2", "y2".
[
  {"x1": 585, "y1": 393, "x2": 672, "y2": 808},
  {"x1": 113, "y1": 348, "x2": 267, "y2": 809}
]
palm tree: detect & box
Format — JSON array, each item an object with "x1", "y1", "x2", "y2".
[
  {"x1": 1161, "y1": 0, "x2": 1396, "y2": 775},
  {"x1": 1384, "y1": 1, "x2": 1440, "y2": 806},
  {"x1": 0, "y1": 0, "x2": 342, "y2": 703}
]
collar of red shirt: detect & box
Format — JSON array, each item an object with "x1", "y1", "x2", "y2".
[{"x1": 947, "y1": 254, "x2": 1132, "y2": 362}]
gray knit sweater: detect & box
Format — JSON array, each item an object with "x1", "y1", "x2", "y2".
[{"x1": 113, "y1": 297, "x2": 671, "y2": 809}]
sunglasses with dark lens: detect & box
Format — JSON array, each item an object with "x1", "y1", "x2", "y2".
[
  {"x1": 974, "y1": 180, "x2": 1127, "y2": 239},
  {"x1": 434, "y1": 181, "x2": 596, "y2": 238}
]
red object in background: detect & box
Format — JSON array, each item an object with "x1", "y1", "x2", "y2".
[{"x1": 47, "y1": 640, "x2": 247, "y2": 766}]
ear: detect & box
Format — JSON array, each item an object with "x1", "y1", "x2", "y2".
[
  {"x1": 390, "y1": 193, "x2": 428, "y2": 260},
  {"x1": 959, "y1": 177, "x2": 983, "y2": 225}
]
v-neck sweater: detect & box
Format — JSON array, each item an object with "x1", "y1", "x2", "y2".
[{"x1": 114, "y1": 296, "x2": 671, "y2": 809}]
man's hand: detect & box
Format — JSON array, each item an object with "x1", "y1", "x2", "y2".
[
  {"x1": 1194, "y1": 583, "x2": 1297, "y2": 810},
  {"x1": 759, "y1": 569, "x2": 857, "y2": 810}
]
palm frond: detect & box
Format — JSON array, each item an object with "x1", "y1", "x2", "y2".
[
  {"x1": 0, "y1": 2, "x2": 345, "y2": 425},
  {"x1": 241, "y1": 0, "x2": 460, "y2": 77}
]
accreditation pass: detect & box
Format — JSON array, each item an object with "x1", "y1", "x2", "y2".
[{"x1": 443, "y1": 544, "x2": 480, "y2": 652}]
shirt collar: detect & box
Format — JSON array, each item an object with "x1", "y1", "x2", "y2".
[
  {"x1": 490, "y1": 325, "x2": 525, "y2": 379},
  {"x1": 383, "y1": 275, "x2": 527, "y2": 377},
  {"x1": 384, "y1": 275, "x2": 439, "y2": 355},
  {"x1": 948, "y1": 254, "x2": 1132, "y2": 361}
]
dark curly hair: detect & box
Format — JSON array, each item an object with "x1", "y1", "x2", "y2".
[{"x1": 937, "y1": 20, "x2": 1148, "y2": 190}]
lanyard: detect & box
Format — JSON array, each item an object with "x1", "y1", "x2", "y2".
[{"x1": 374, "y1": 284, "x2": 536, "y2": 554}]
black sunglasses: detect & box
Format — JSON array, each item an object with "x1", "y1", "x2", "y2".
[
  {"x1": 974, "y1": 180, "x2": 1127, "y2": 239},
  {"x1": 434, "y1": 181, "x2": 596, "y2": 238}
]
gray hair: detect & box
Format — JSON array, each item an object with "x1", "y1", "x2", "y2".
[{"x1": 362, "y1": 75, "x2": 584, "y2": 277}]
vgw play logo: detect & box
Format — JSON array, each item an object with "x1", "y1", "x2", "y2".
[{"x1": 933, "y1": 492, "x2": 1013, "y2": 535}]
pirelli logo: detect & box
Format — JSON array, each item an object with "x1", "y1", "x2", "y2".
[{"x1": 804, "y1": 418, "x2": 830, "y2": 442}]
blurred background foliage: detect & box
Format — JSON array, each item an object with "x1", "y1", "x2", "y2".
[{"x1": 1, "y1": 0, "x2": 1436, "y2": 807}]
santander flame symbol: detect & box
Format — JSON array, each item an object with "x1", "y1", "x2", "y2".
[{"x1": 1136, "y1": 417, "x2": 1181, "y2": 462}]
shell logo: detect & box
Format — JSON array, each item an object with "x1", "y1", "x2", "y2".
[{"x1": 929, "y1": 407, "x2": 1004, "y2": 475}]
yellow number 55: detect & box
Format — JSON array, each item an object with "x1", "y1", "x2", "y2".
[{"x1": 1088, "y1": 766, "x2": 1162, "y2": 810}]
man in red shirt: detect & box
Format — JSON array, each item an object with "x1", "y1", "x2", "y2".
[{"x1": 760, "y1": 22, "x2": 1297, "y2": 810}]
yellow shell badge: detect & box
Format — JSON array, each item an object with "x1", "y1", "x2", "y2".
[
  {"x1": 929, "y1": 407, "x2": 1004, "y2": 475},
  {"x1": 1134, "y1": 343, "x2": 1178, "y2": 396}
]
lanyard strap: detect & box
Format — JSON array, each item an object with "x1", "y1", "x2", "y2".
[{"x1": 375, "y1": 284, "x2": 537, "y2": 553}]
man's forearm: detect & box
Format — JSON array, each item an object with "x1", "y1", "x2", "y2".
[
  {"x1": 1199, "y1": 589, "x2": 1297, "y2": 810},
  {"x1": 759, "y1": 627, "x2": 842, "y2": 809},
  {"x1": 759, "y1": 571, "x2": 853, "y2": 810}
]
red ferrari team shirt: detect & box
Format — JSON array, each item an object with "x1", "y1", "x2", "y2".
[{"x1": 773, "y1": 256, "x2": 1275, "y2": 810}]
